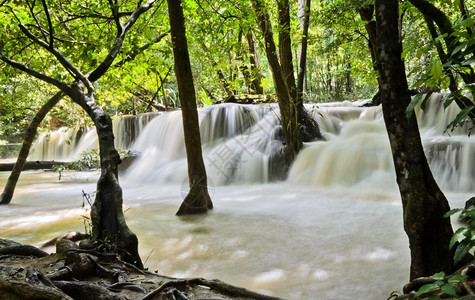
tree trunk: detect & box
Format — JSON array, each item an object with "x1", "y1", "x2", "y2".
[
  {"x1": 246, "y1": 32, "x2": 264, "y2": 94},
  {"x1": 167, "y1": 0, "x2": 213, "y2": 216},
  {"x1": 251, "y1": 0, "x2": 302, "y2": 163},
  {"x1": 297, "y1": 0, "x2": 311, "y2": 106},
  {"x1": 67, "y1": 85, "x2": 142, "y2": 268},
  {"x1": 357, "y1": 6, "x2": 382, "y2": 106},
  {"x1": 0, "y1": 91, "x2": 63, "y2": 205},
  {"x1": 277, "y1": 0, "x2": 322, "y2": 143},
  {"x1": 278, "y1": 0, "x2": 297, "y2": 102},
  {"x1": 375, "y1": 0, "x2": 455, "y2": 280}
]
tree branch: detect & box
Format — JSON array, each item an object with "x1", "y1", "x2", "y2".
[
  {"x1": 0, "y1": 52, "x2": 71, "y2": 92},
  {"x1": 25, "y1": 0, "x2": 49, "y2": 43},
  {"x1": 41, "y1": 0, "x2": 54, "y2": 48},
  {"x1": 113, "y1": 31, "x2": 169, "y2": 68},
  {"x1": 108, "y1": 0, "x2": 122, "y2": 35},
  {"x1": 18, "y1": 24, "x2": 94, "y2": 94},
  {"x1": 88, "y1": 0, "x2": 160, "y2": 82}
]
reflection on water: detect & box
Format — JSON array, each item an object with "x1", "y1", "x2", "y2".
[{"x1": 0, "y1": 170, "x2": 448, "y2": 300}]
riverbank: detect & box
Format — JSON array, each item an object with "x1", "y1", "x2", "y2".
[{"x1": 0, "y1": 237, "x2": 283, "y2": 300}]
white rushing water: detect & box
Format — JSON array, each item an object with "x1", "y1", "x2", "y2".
[{"x1": 2, "y1": 93, "x2": 474, "y2": 299}]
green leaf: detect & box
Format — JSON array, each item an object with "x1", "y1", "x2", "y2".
[
  {"x1": 452, "y1": 43, "x2": 466, "y2": 56},
  {"x1": 420, "y1": 92, "x2": 432, "y2": 111},
  {"x1": 454, "y1": 240, "x2": 471, "y2": 264},
  {"x1": 414, "y1": 282, "x2": 441, "y2": 298},
  {"x1": 406, "y1": 93, "x2": 423, "y2": 119},
  {"x1": 447, "y1": 105, "x2": 475, "y2": 131},
  {"x1": 430, "y1": 60, "x2": 443, "y2": 81},
  {"x1": 440, "y1": 284, "x2": 456, "y2": 296},
  {"x1": 443, "y1": 208, "x2": 462, "y2": 218},
  {"x1": 448, "y1": 274, "x2": 468, "y2": 283},
  {"x1": 450, "y1": 227, "x2": 468, "y2": 249},
  {"x1": 431, "y1": 272, "x2": 445, "y2": 281}
]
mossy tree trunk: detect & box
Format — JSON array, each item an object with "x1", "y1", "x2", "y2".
[
  {"x1": 375, "y1": 0, "x2": 455, "y2": 280},
  {"x1": 167, "y1": 0, "x2": 213, "y2": 216}
]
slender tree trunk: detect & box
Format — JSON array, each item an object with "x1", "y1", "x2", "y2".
[
  {"x1": 246, "y1": 32, "x2": 264, "y2": 94},
  {"x1": 0, "y1": 91, "x2": 64, "y2": 205},
  {"x1": 167, "y1": 0, "x2": 213, "y2": 215},
  {"x1": 277, "y1": 0, "x2": 297, "y2": 102},
  {"x1": 297, "y1": 0, "x2": 311, "y2": 106},
  {"x1": 357, "y1": 6, "x2": 382, "y2": 106},
  {"x1": 375, "y1": 0, "x2": 455, "y2": 280},
  {"x1": 251, "y1": 0, "x2": 302, "y2": 163}
]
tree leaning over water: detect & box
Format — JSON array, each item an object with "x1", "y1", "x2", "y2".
[
  {"x1": 167, "y1": 0, "x2": 213, "y2": 216},
  {"x1": 0, "y1": 0, "x2": 163, "y2": 268},
  {"x1": 375, "y1": 0, "x2": 456, "y2": 280}
]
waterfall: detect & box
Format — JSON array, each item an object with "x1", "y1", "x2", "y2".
[{"x1": 27, "y1": 93, "x2": 474, "y2": 193}]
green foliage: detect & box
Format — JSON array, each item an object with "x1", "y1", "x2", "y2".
[
  {"x1": 405, "y1": 1, "x2": 474, "y2": 133},
  {"x1": 444, "y1": 205, "x2": 475, "y2": 264},
  {"x1": 53, "y1": 149, "x2": 100, "y2": 180},
  {"x1": 413, "y1": 271, "x2": 467, "y2": 299}
]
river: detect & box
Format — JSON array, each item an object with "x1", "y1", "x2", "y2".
[{"x1": 1, "y1": 94, "x2": 473, "y2": 299}]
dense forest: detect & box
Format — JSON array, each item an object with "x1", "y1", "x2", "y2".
[
  {"x1": 0, "y1": 0, "x2": 474, "y2": 299},
  {"x1": 1, "y1": 0, "x2": 471, "y2": 144}
]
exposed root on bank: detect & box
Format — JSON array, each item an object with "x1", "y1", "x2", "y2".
[{"x1": 0, "y1": 237, "x2": 284, "y2": 300}]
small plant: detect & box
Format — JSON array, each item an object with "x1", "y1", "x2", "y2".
[
  {"x1": 444, "y1": 205, "x2": 475, "y2": 264},
  {"x1": 200, "y1": 88, "x2": 213, "y2": 107},
  {"x1": 53, "y1": 148, "x2": 130, "y2": 180},
  {"x1": 413, "y1": 272, "x2": 467, "y2": 299},
  {"x1": 81, "y1": 189, "x2": 94, "y2": 236}
]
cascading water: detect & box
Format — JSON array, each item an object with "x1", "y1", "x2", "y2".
[{"x1": 5, "y1": 93, "x2": 474, "y2": 299}]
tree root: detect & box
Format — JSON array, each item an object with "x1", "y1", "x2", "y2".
[
  {"x1": 0, "y1": 238, "x2": 285, "y2": 300},
  {"x1": 53, "y1": 280, "x2": 125, "y2": 300},
  {"x1": 0, "y1": 245, "x2": 49, "y2": 257},
  {"x1": 143, "y1": 277, "x2": 284, "y2": 300},
  {"x1": 0, "y1": 266, "x2": 72, "y2": 300},
  {"x1": 41, "y1": 232, "x2": 88, "y2": 248}
]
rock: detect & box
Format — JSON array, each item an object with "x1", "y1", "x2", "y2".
[
  {"x1": 119, "y1": 150, "x2": 142, "y2": 172},
  {"x1": 79, "y1": 239, "x2": 94, "y2": 250},
  {"x1": 56, "y1": 239, "x2": 79, "y2": 254}
]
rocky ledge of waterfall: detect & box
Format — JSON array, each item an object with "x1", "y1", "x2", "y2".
[{"x1": 0, "y1": 237, "x2": 283, "y2": 300}]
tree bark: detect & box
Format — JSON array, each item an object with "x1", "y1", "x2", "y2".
[
  {"x1": 297, "y1": 0, "x2": 310, "y2": 105},
  {"x1": 246, "y1": 32, "x2": 264, "y2": 94},
  {"x1": 357, "y1": 5, "x2": 382, "y2": 106},
  {"x1": 375, "y1": 0, "x2": 455, "y2": 280},
  {"x1": 167, "y1": 0, "x2": 213, "y2": 215},
  {"x1": 69, "y1": 86, "x2": 143, "y2": 268},
  {"x1": 0, "y1": 91, "x2": 63, "y2": 205},
  {"x1": 251, "y1": 0, "x2": 302, "y2": 163}
]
